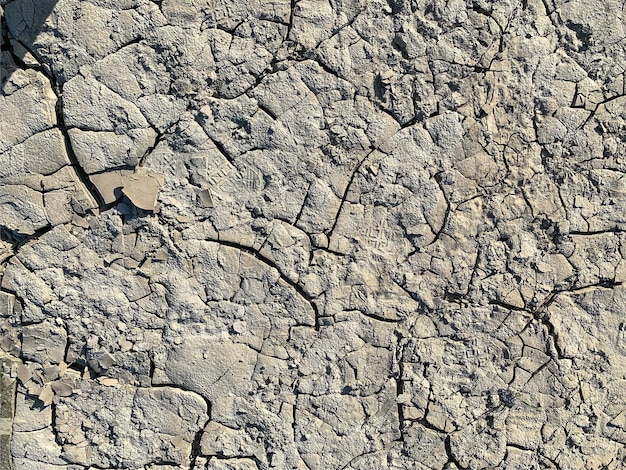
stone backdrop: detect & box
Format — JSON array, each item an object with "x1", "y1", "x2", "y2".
[{"x1": 1, "y1": 0, "x2": 626, "y2": 469}]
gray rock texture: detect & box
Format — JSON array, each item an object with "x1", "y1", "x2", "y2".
[{"x1": 1, "y1": 0, "x2": 626, "y2": 468}]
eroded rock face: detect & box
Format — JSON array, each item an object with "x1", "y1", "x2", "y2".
[{"x1": 1, "y1": 0, "x2": 626, "y2": 469}]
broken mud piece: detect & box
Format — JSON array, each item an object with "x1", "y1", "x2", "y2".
[
  {"x1": 0, "y1": 292, "x2": 14, "y2": 318},
  {"x1": 121, "y1": 171, "x2": 164, "y2": 211},
  {"x1": 89, "y1": 170, "x2": 133, "y2": 205},
  {"x1": 98, "y1": 352, "x2": 116, "y2": 370},
  {"x1": 97, "y1": 377, "x2": 119, "y2": 387},
  {"x1": 198, "y1": 188, "x2": 214, "y2": 208},
  {"x1": 50, "y1": 380, "x2": 73, "y2": 398},
  {"x1": 38, "y1": 385, "x2": 53, "y2": 406},
  {"x1": 16, "y1": 365, "x2": 31, "y2": 385},
  {"x1": 42, "y1": 365, "x2": 59, "y2": 381},
  {"x1": 88, "y1": 169, "x2": 164, "y2": 210}
]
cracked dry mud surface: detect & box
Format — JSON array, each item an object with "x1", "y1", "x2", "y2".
[{"x1": 1, "y1": 0, "x2": 626, "y2": 468}]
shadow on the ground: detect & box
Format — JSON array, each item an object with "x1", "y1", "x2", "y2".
[{"x1": 1, "y1": 0, "x2": 58, "y2": 84}]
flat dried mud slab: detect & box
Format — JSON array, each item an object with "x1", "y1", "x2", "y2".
[{"x1": 1, "y1": 0, "x2": 626, "y2": 469}]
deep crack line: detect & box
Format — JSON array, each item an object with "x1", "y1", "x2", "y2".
[
  {"x1": 204, "y1": 236, "x2": 321, "y2": 330},
  {"x1": 5, "y1": 35, "x2": 103, "y2": 209},
  {"x1": 56, "y1": 94, "x2": 103, "y2": 208}
]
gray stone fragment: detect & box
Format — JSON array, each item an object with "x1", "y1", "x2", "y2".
[
  {"x1": 121, "y1": 171, "x2": 164, "y2": 211},
  {"x1": 21, "y1": 320, "x2": 67, "y2": 365},
  {"x1": 0, "y1": 293, "x2": 14, "y2": 318}
]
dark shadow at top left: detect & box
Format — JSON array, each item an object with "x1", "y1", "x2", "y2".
[{"x1": 1, "y1": 0, "x2": 59, "y2": 86}]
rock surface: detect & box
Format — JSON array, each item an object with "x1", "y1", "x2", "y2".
[{"x1": 1, "y1": 0, "x2": 626, "y2": 469}]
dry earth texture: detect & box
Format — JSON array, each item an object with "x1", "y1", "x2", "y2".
[{"x1": 1, "y1": 0, "x2": 626, "y2": 469}]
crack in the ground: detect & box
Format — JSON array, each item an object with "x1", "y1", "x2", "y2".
[
  {"x1": 212, "y1": 237, "x2": 321, "y2": 330},
  {"x1": 3, "y1": 2, "x2": 626, "y2": 469},
  {"x1": 4, "y1": 34, "x2": 103, "y2": 208}
]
